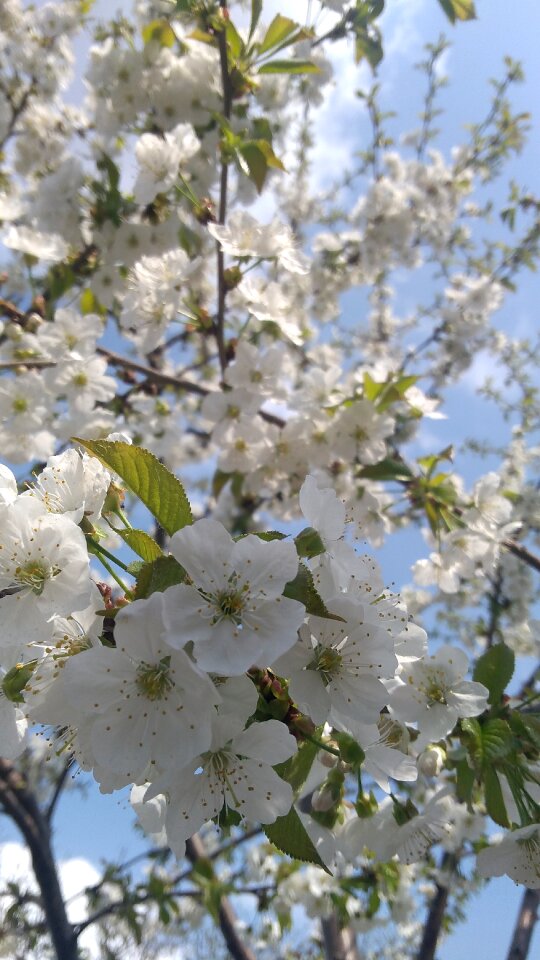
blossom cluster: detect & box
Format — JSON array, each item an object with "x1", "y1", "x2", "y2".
[
  {"x1": 0, "y1": 448, "x2": 497, "y2": 874},
  {"x1": 0, "y1": 0, "x2": 538, "y2": 926}
]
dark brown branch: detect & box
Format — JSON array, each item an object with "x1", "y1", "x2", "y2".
[
  {"x1": 0, "y1": 758, "x2": 79, "y2": 960},
  {"x1": 504, "y1": 539, "x2": 540, "y2": 575},
  {"x1": 46, "y1": 757, "x2": 75, "y2": 824},
  {"x1": 214, "y1": 3, "x2": 233, "y2": 376},
  {"x1": 97, "y1": 345, "x2": 285, "y2": 427},
  {"x1": 0, "y1": 297, "x2": 26, "y2": 322},
  {"x1": 97, "y1": 346, "x2": 210, "y2": 397},
  {"x1": 506, "y1": 888, "x2": 540, "y2": 960},
  {"x1": 416, "y1": 854, "x2": 456, "y2": 960},
  {"x1": 186, "y1": 833, "x2": 257, "y2": 960}
]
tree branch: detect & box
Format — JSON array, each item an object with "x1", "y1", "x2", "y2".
[
  {"x1": 97, "y1": 346, "x2": 285, "y2": 427},
  {"x1": 214, "y1": 3, "x2": 233, "y2": 376},
  {"x1": 321, "y1": 914, "x2": 362, "y2": 960},
  {"x1": 46, "y1": 757, "x2": 75, "y2": 825},
  {"x1": 504, "y1": 539, "x2": 540, "y2": 575},
  {"x1": 416, "y1": 854, "x2": 456, "y2": 960},
  {"x1": 186, "y1": 833, "x2": 257, "y2": 960},
  {"x1": 506, "y1": 888, "x2": 540, "y2": 960},
  {"x1": 0, "y1": 758, "x2": 79, "y2": 960}
]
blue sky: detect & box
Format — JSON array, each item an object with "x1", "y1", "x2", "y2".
[{"x1": 2, "y1": 1, "x2": 539, "y2": 956}]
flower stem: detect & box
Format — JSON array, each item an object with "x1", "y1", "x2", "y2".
[
  {"x1": 303, "y1": 734, "x2": 341, "y2": 758},
  {"x1": 93, "y1": 553, "x2": 130, "y2": 594},
  {"x1": 87, "y1": 537, "x2": 131, "y2": 574}
]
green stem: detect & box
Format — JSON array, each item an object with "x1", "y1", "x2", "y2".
[
  {"x1": 303, "y1": 734, "x2": 341, "y2": 758},
  {"x1": 518, "y1": 691, "x2": 540, "y2": 710},
  {"x1": 112, "y1": 509, "x2": 132, "y2": 530},
  {"x1": 93, "y1": 554, "x2": 130, "y2": 594},
  {"x1": 87, "y1": 537, "x2": 131, "y2": 573}
]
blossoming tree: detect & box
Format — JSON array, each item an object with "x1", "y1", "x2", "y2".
[{"x1": 0, "y1": 1, "x2": 539, "y2": 958}]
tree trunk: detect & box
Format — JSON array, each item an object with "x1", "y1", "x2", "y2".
[{"x1": 0, "y1": 758, "x2": 80, "y2": 960}]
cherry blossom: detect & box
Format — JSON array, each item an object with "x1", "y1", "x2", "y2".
[{"x1": 162, "y1": 518, "x2": 305, "y2": 674}]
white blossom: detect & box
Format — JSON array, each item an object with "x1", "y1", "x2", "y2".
[{"x1": 162, "y1": 519, "x2": 305, "y2": 674}]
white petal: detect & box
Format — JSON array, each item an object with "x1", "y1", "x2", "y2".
[
  {"x1": 232, "y1": 719, "x2": 297, "y2": 765},
  {"x1": 169, "y1": 519, "x2": 233, "y2": 591}
]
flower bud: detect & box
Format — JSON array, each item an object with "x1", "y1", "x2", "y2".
[{"x1": 417, "y1": 745, "x2": 446, "y2": 778}]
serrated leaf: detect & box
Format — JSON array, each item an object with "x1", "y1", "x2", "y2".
[
  {"x1": 483, "y1": 766, "x2": 510, "y2": 827},
  {"x1": 473, "y1": 643, "x2": 515, "y2": 705},
  {"x1": 294, "y1": 527, "x2": 326, "y2": 559},
  {"x1": 74, "y1": 440, "x2": 192, "y2": 536},
  {"x1": 116, "y1": 528, "x2": 164, "y2": 563},
  {"x1": 134, "y1": 556, "x2": 186, "y2": 599},
  {"x1": 437, "y1": 0, "x2": 476, "y2": 24},
  {"x1": 462, "y1": 717, "x2": 514, "y2": 769},
  {"x1": 258, "y1": 59, "x2": 320, "y2": 75},
  {"x1": 264, "y1": 806, "x2": 331, "y2": 873},
  {"x1": 358, "y1": 459, "x2": 414, "y2": 482},
  {"x1": 480, "y1": 719, "x2": 514, "y2": 763},
  {"x1": 283, "y1": 565, "x2": 344, "y2": 621},
  {"x1": 274, "y1": 737, "x2": 320, "y2": 795}
]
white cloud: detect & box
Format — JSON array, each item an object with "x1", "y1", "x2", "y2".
[{"x1": 0, "y1": 841, "x2": 101, "y2": 958}]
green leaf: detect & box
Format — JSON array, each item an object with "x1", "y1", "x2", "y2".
[
  {"x1": 249, "y1": 0, "x2": 263, "y2": 40},
  {"x1": 483, "y1": 767, "x2": 510, "y2": 827},
  {"x1": 274, "y1": 737, "x2": 320, "y2": 795},
  {"x1": 294, "y1": 527, "x2": 326, "y2": 559},
  {"x1": 462, "y1": 717, "x2": 514, "y2": 770},
  {"x1": 461, "y1": 717, "x2": 482, "y2": 743},
  {"x1": 237, "y1": 139, "x2": 285, "y2": 192},
  {"x1": 134, "y1": 556, "x2": 186, "y2": 600},
  {"x1": 516, "y1": 713, "x2": 540, "y2": 751},
  {"x1": 253, "y1": 530, "x2": 287, "y2": 542},
  {"x1": 80, "y1": 288, "x2": 99, "y2": 315},
  {"x1": 74, "y1": 440, "x2": 192, "y2": 536},
  {"x1": 354, "y1": 30, "x2": 383, "y2": 68},
  {"x1": 2, "y1": 660, "x2": 37, "y2": 703},
  {"x1": 480, "y1": 719, "x2": 514, "y2": 763},
  {"x1": 236, "y1": 143, "x2": 267, "y2": 192},
  {"x1": 257, "y1": 15, "x2": 299, "y2": 55},
  {"x1": 142, "y1": 19, "x2": 176, "y2": 46},
  {"x1": 283, "y1": 565, "x2": 344, "y2": 621},
  {"x1": 225, "y1": 19, "x2": 245, "y2": 58},
  {"x1": 473, "y1": 644, "x2": 515, "y2": 705},
  {"x1": 455, "y1": 758, "x2": 475, "y2": 804},
  {"x1": 258, "y1": 59, "x2": 320, "y2": 75},
  {"x1": 358, "y1": 458, "x2": 414, "y2": 482},
  {"x1": 264, "y1": 806, "x2": 331, "y2": 872},
  {"x1": 116, "y1": 529, "x2": 164, "y2": 563},
  {"x1": 437, "y1": 0, "x2": 476, "y2": 23}
]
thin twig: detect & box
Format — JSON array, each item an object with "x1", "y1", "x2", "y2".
[
  {"x1": 46, "y1": 757, "x2": 75, "y2": 824},
  {"x1": 214, "y1": 3, "x2": 233, "y2": 376},
  {"x1": 186, "y1": 833, "x2": 257, "y2": 960}
]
